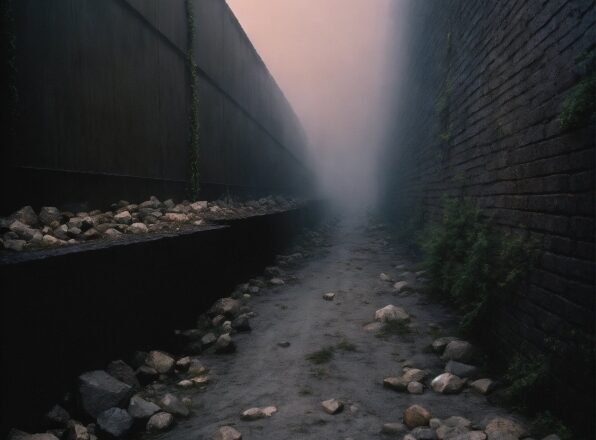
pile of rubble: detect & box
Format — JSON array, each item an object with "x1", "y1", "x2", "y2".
[{"x1": 0, "y1": 195, "x2": 301, "y2": 253}]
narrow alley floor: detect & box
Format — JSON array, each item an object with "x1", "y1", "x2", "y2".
[{"x1": 143, "y1": 219, "x2": 524, "y2": 440}]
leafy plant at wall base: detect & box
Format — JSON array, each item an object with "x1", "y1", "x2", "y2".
[{"x1": 186, "y1": 0, "x2": 200, "y2": 200}]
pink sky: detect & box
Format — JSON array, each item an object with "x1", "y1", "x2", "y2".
[{"x1": 226, "y1": 0, "x2": 397, "y2": 209}]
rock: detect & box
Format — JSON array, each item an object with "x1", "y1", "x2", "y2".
[
  {"x1": 407, "y1": 381, "x2": 424, "y2": 394},
  {"x1": 9, "y1": 220, "x2": 37, "y2": 240},
  {"x1": 436, "y1": 425, "x2": 468, "y2": 439},
  {"x1": 135, "y1": 365, "x2": 158, "y2": 385},
  {"x1": 411, "y1": 427, "x2": 436, "y2": 440},
  {"x1": 145, "y1": 351, "x2": 175, "y2": 374},
  {"x1": 103, "y1": 228, "x2": 122, "y2": 239},
  {"x1": 442, "y1": 340, "x2": 475, "y2": 363},
  {"x1": 363, "y1": 322, "x2": 383, "y2": 332},
  {"x1": 240, "y1": 406, "x2": 277, "y2": 421},
  {"x1": 177, "y1": 379, "x2": 194, "y2": 388},
  {"x1": 269, "y1": 277, "x2": 285, "y2": 286},
  {"x1": 374, "y1": 305, "x2": 409, "y2": 322},
  {"x1": 159, "y1": 393, "x2": 189, "y2": 417},
  {"x1": 383, "y1": 376, "x2": 409, "y2": 391},
  {"x1": 278, "y1": 341, "x2": 290, "y2": 348},
  {"x1": 231, "y1": 315, "x2": 251, "y2": 332},
  {"x1": 321, "y1": 398, "x2": 344, "y2": 415},
  {"x1": 188, "y1": 359, "x2": 208, "y2": 376},
  {"x1": 114, "y1": 211, "x2": 132, "y2": 225},
  {"x1": 430, "y1": 418, "x2": 442, "y2": 429},
  {"x1": 402, "y1": 368, "x2": 429, "y2": 383},
  {"x1": 39, "y1": 207, "x2": 62, "y2": 226},
  {"x1": 78, "y1": 370, "x2": 133, "y2": 418},
  {"x1": 6, "y1": 429, "x2": 30, "y2": 440},
  {"x1": 97, "y1": 408, "x2": 133, "y2": 438},
  {"x1": 128, "y1": 394, "x2": 160, "y2": 419},
  {"x1": 129, "y1": 222, "x2": 148, "y2": 234},
  {"x1": 163, "y1": 213, "x2": 188, "y2": 222},
  {"x1": 214, "y1": 334, "x2": 235, "y2": 353},
  {"x1": 323, "y1": 292, "x2": 336, "y2": 301},
  {"x1": 393, "y1": 281, "x2": 410, "y2": 292},
  {"x1": 212, "y1": 426, "x2": 242, "y2": 440},
  {"x1": 191, "y1": 375, "x2": 210, "y2": 386},
  {"x1": 44, "y1": 404, "x2": 70, "y2": 428},
  {"x1": 466, "y1": 432, "x2": 488, "y2": 440},
  {"x1": 13, "y1": 206, "x2": 38, "y2": 225},
  {"x1": 64, "y1": 421, "x2": 89, "y2": 440},
  {"x1": 379, "y1": 272, "x2": 393, "y2": 282},
  {"x1": 444, "y1": 416, "x2": 473, "y2": 429},
  {"x1": 175, "y1": 356, "x2": 191, "y2": 371},
  {"x1": 381, "y1": 422, "x2": 407, "y2": 434},
  {"x1": 190, "y1": 201, "x2": 208, "y2": 212},
  {"x1": 4, "y1": 239, "x2": 26, "y2": 251},
  {"x1": 41, "y1": 234, "x2": 59, "y2": 246},
  {"x1": 541, "y1": 435, "x2": 561, "y2": 440},
  {"x1": 107, "y1": 360, "x2": 140, "y2": 390},
  {"x1": 25, "y1": 435, "x2": 59, "y2": 440},
  {"x1": 209, "y1": 298, "x2": 241, "y2": 317},
  {"x1": 431, "y1": 373, "x2": 466, "y2": 394},
  {"x1": 202, "y1": 332, "x2": 217, "y2": 347},
  {"x1": 432, "y1": 337, "x2": 460, "y2": 353},
  {"x1": 484, "y1": 417, "x2": 527, "y2": 438},
  {"x1": 403, "y1": 405, "x2": 432, "y2": 429},
  {"x1": 486, "y1": 434, "x2": 518, "y2": 440},
  {"x1": 146, "y1": 412, "x2": 174, "y2": 432},
  {"x1": 446, "y1": 360, "x2": 479, "y2": 378},
  {"x1": 470, "y1": 378, "x2": 496, "y2": 395},
  {"x1": 53, "y1": 224, "x2": 69, "y2": 240},
  {"x1": 82, "y1": 228, "x2": 100, "y2": 240}
]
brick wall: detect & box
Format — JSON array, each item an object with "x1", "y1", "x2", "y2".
[{"x1": 384, "y1": 0, "x2": 594, "y2": 430}]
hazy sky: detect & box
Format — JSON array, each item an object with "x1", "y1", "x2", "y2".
[{"x1": 226, "y1": 0, "x2": 397, "y2": 210}]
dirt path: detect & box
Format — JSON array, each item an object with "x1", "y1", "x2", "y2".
[{"x1": 147, "y1": 219, "x2": 521, "y2": 439}]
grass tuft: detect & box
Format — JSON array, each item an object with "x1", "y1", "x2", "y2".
[{"x1": 306, "y1": 346, "x2": 335, "y2": 364}]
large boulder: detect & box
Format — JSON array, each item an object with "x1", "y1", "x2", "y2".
[
  {"x1": 107, "y1": 360, "x2": 141, "y2": 390},
  {"x1": 127, "y1": 395, "x2": 160, "y2": 419},
  {"x1": 374, "y1": 305, "x2": 409, "y2": 322},
  {"x1": 78, "y1": 370, "x2": 133, "y2": 418},
  {"x1": 97, "y1": 407, "x2": 133, "y2": 438}
]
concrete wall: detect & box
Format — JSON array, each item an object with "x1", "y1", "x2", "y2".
[
  {"x1": 383, "y1": 0, "x2": 594, "y2": 430},
  {"x1": 2, "y1": 0, "x2": 312, "y2": 213}
]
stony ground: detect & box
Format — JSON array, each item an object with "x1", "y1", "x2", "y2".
[{"x1": 137, "y1": 218, "x2": 531, "y2": 440}]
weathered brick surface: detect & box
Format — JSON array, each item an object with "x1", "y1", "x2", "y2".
[{"x1": 384, "y1": 0, "x2": 594, "y2": 429}]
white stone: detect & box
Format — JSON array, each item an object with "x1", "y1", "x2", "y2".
[{"x1": 374, "y1": 305, "x2": 409, "y2": 322}]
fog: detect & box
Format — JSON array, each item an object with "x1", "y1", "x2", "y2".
[{"x1": 227, "y1": 0, "x2": 408, "y2": 213}]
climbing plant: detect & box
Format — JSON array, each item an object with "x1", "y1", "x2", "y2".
[
  {"x1": 559, "y1": 48, "x2": 595, "y2": 131},
  {"x1": 185, "y1": 0, "x2": 200, "y2": 200}
]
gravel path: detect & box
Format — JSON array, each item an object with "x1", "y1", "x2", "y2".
[{"x1": 146, "y1": 219, "x2": 522, "y2": 440}]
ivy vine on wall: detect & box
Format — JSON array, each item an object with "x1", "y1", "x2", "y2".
[{"x1": 185, "y1": 0, "x2": 200, "y2": 200}]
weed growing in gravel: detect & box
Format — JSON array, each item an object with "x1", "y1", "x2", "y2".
[
  {"x1": 336, "y1": 339, "x2": 358, "y2": 352},
  {"x1": 306, "y1": 346, "x2": 335, "y2": 364},
  {"x1": 376, "y1": 320, "x2": 414, "y2": 341},
  {"x1": 298, "y1": 387, "x2": 313, "y2": 396}
]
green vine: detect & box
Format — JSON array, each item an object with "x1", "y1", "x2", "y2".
[{"x1": 185, "y1": 0, "x2": 200, "y2": 200}]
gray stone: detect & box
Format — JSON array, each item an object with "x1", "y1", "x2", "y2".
[
  {"x1": 240, "y1": 406, "x2": 277, "y2": 421},
  {"x1": 403, "y1": 404, "x2": 432, "y2": 429},
  {"x1": 97, "y1": 408, "x2": 133, "y2": 438},
  {"x1": 39, "y1": 207, "x2": 62, "y2": 226},
  {"x1": 321, "y1": 398, "x2": 343, "y2": 414},
  {"x1": 431, "y1": 373, "x2": 466, "y2": 394},
  {"x1": 442, "y1": 340, "x2": 475, "y2": 363},
  {"x1": 64, "y1": 421, "x2": 89, "y2": 440},
  {"x1": 212, "y1": 426, "x2": 242, "y2": 440},
  {"x1": 146, "y1": 412, "x2": 174, "y2": 432},
  {"x1": 4, "y1": 239, "x2": 26, "y2": 251},
  {"x1": 470, "y1": 378, "x2": 496, "y2": 395},
  {"x1": 411, "y1": 427, "x2": 437, "y2": 440},
  {"x1": 445, "y1": 360, "x2": 479, "y2": 378},
  {"x1": 383, "y1": 376, "x2": 409, "y2": 391},
  {"x1": 135, "y1": 365, "x2": 158, "y2": 385},
  {"x1": 484, "y1": 417, "x2": 527, "y2": 438},
  {"x1": 107, "y1": 360, "x2": 140, "y2": 390},
  {"x1": 201, "y1": 332, "x2": 217, "y2": 347},
  {"x1": 9, "y1": 220, "x2": 37, "y2": 240},
  {"x1": 214, "y1": 334, "x2": 236, "y2": 353},
  {"x1": 129, "y1": 222, "x2": 148, "y2": 234},
  {"x1": 44, "y1": 404, "x2": 70, "y2": 427},
  {"x1": 231, "y1": 315, "x2": 251, "y2": 332},
  {"x1": 13, "y1": 206, "x2": 38, "y2": 226},
  {"x1": 407, "y1": 381, "x2": 424, "y2": 394},
  {"x1": 374, "y1": 304, "x2": 409, "y2": 322},
  {"x1": 209, "y1": 298, "x2": 241, "y2": 317},
  {"x1": 431, "y1": 337, "x2": 460, "y2": 353},
  {"x1": 78, "y1": 370, "x2": 133, "y2": 418},
  {"x1": 82, "y1": 228, "x2": 100, "y2": 240},
  {"x1": 145, "y1": 351, "x2": 175, "y2": 374},
  {"x1": 381, "y1": 422, "x2": 407, "y2": 435},
  {"x1": 127, "y1": 394, "x2": 160, "y2": 419},
  {"x1": 159, "y1": 393, "x2": 189, "y2": 417},
  {"x1": 114, "y1": 211, "x2": 132, "y2": 225}
]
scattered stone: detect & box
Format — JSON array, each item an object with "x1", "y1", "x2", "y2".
[
  {"x1": 278, "y1": 341, "x2": 290, "y2": 348},
  {"x1": 202, "y1": 332, "x2": 217, "y2": 347},
  {"x1": 4, "y1": 239, "x2": 26, "y2": 251},
  {"x1": 190, "y1": 201, "x2": 208, "y2": 212},
  {"x1": 467, "y1": 432, "x2": 488, "y2": 440},
  {"x1": 176, "y1": 356, "x2": 191, "y2": 371},
  {"x1": 374, "y1": 305, "x2": 409, "y2": 322},
  {"x1": 381, "y1": 422, "x2": 407, "y2": 435},
  {"x1": 407, "y1": 381, "x2": 424, "y2": 394},
  {"x1": 114, "y1": 211, "x2": 132, "y2": 225},
  {"x1": 446, "y1": 360, "x2": 479, "y2": 378},
  {"x1": 129, "y1": 222, "x2": 148, "y2": 234},
  {"x1": 128, "y1": 394, "x2": 160, "y2": 419},
  {"x1": 64, "y1": 421, "x2": 89, "y2": 440},
  {"x1": 14, "y1": 206, "x2": 38, "y2": 225},
  {"x1": 82, "y1": 228, "x2": 100, "y2": 240},
  {"x1": 163, "y1": 213, "x2": 188, "y2": 222},
  {"x1": 145, "y1": 351, "x2": 175, "y2": 374},
  {"x1": 323, "y1": 292, "x2": 336, "y2": 301},
  {"x1": 383, "y1": 376, "x2": 409, "y2": 391},
  {"x1": 403, "y1": 404, "x2": 432, "y2": 429},
  {"x1": 431, "y1": 373, "x2": 466, "y2": 394},
  {"x1": 402, "y1": 368, "x2": 429, "y2": 383},
  {"x1": 430, "y1": 418, "x2": 442, "y2": 429},
  {"x1": 41, "y1": 234, "x2": 59, "y2": 246},
  {"x1": 159, "y1": 393, "x2": 189, "y2": 417},
  {"x1": 209, "y1": 298, "x2": 241, "y2": 317},
  {"x1": 44, "y1": 404, "x2": 70, "y2": 427},
  {"x1": 97, "y1": 408, "x2": 133, "y2": 438},
  {"x1": 214, "y1": 334, "x2": 236, "y2": 353},
  {"x1": 135, "y1": 365, "x2": 158, "y2": 384},
  {"x1": 191, "y1": 375, "x2": 210, "y2": 386},
  {"x1": 321, "y1": 399, "x2": 344, "y2": 415},
  {"x1": 222, "y1": 321, "x2": 233, "y2": 334},
  {"x1": 444, "y1": 416, "x2": 473, "y2": 429},
  {"x1": 411, "y1": 427, "x2": 436, "y2": 440},
  {"x1": 442, "y1": 340, "x2": 475, "y2": 363},
  {"x1": 78, "y1": 370, "x2": 133, "y2": 418},
  {"x1": 379, "y1": 272, "x2": 393, "y2": 282},
  {"x1": 39, "y1": 207, "x2": 61, "y2": 226},
  {"x1": 212, "y1": 315, "x2": 226, "y2": 326},
  {"x1": 53, "y1": 224, "x2": 69, "y2": 240},
  {"x1": 146, "y1": 412, "x2": 174, "y2": 432},
  {"x1": 188, "y1": 359, "x2": 208, "y2": 376},
  {"x1": 432, "y1": 337, "x2": 460, "y2": 353},
  {"x1": 212, "y1": 426, "x2": 242, "y2": 440},
  {"x1": 363, "y1": 322, "x2": 383, "y2": 332},
  {"x1": 9, "y1": 220, "x2": 37, "y2": 240},
  {"x1": 107, "y1": 360, "x2": 140, "y2": 390},
  {"x1": 177, "y1": 379, "x2": 194, "y2": 388},
  {"x1": 241, "y1": 406, "x2": 277, "y2": 421},
  {"x1": 470, "y1": 378, "x2": 496, "y2": 395},
  {"x1": 231, "y1": 315, "x2": 251, "y2": 332},
  {"x1": 393, "y1": 281, "x2": 409, "y2": 292},
  {"x1": 269, "y1": 277, "x2": 285, "y2": 286},
  {"x1": 484, "y1": 417, "x2": 527, "y2": 438},
  {"x1": 25, "y1": 435, "x2": 59, "y2": 440},
  {"x1": 436, "y1": 425, "x2": 469, "y2": 439}
]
